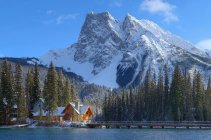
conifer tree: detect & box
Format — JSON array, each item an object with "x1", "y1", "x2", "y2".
[
  {"x1": 31, "y1": 63, "x2": 41, "y2": 109},
  {"x1": 170, "y1": 65, "x2": 184, "y2": 121},
  {"x1": 0, "y1": 76, "x2": 3, "y2": 125},
  {"x1": 63, "y1": 78, "x2": 71, "y2": 106},
  {"x1": 70, "y1": 80, "x2": 77, "y2": 102},
  {"x1": 25, "y1": 70, "x2": 34, "y2": 117},
  {"x1": 194, "y1": 72, "x2": 204, "y2": 121},
  {"x1": 14, "y1": 64, "x2": 27, "y2": 122},
  {"x1": 43, "y1": 62, "x2": 58, "y2": 119},
  {"x1": 134, "y1": 85, "x2": 144, "y2": 121},
  {"x1": 0, "y1": 60, "x2": 14, "y2": 124},
  {"x1": 144, "y1": 70, "x2": 151, "y2": 120},
  {"x1": 103, "y1": 94, "x2": 108, "y2": 121},
  {"x1": 164, "y1": 64, "x2": 169, "y2": 119},
  {"x1": 151, "y1": 72, "x2": 157, "y2": 120},
  {"x1": 157, "y1": 71, "x2": 164, "y2": 120},
  {"x1": 121, "y1": 90, "x2": 126, "y2": 121},
  {"x1": 57, "y1": 69, "x2": 65, "y2": 106},
  {"x1": 128, "y1": 88, "x2": 134, "y2": 121},
  {"x1": 184, "y1": 74, "x2": 193, "y2": 121},
  {"x1": 205, "y1": 77, "x2": 211, "y2": 120}
]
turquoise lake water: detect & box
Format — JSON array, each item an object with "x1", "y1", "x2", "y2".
[{"x1": 0, "y1": 128, "x2": 211, "y2": 140}]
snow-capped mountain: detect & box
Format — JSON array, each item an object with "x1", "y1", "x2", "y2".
[{"x1": 39, "y1": 12, "x2": 211, "y2": 88}]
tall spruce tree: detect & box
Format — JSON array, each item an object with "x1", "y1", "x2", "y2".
[
  {"x1": 184, "y1": 74, "x2": 194, "y2": 121},
  {"x1": 25, "y1": 70, "x2": 34, "y2": 117},
  {"x1": 70, "y1": 80, "x2": 77, "y2": 102},
  {"x1": 31, "y1": 63, "x2": 41, "y2": 109},
  {"x1": 128, "y1": 88, "x2": 134, "y2": 121},
  {"x1": 205, "y1": 77, "x2": 211, "y2": 120},
  {"x1": 43, "y1": 62, "x2": 58, "y2": 119},
  {"x1": 144, "y1": 70, "x2": 152, "y2": 120},
  {"x1": 194, "y1": 72, "x2": 204, "y2": 121},
  {"x1": 63, "y1": 78, "x2": 71, "y2": 106},
  {"x1": 57, "y1": 70, "x2": 65, "y2": 106},
  {"x1": 0, "y1": 60, "x2": 14, "y2": 125},
  {"x1": 14, "y1": 64, "x2": 27, "y2": 122},
  {"x1": 164, "y1": 64, "x2": 169, "y2": 120},
  {"x1": 170, "y1": 65, "x2": 184, "y2": 121},
  {"x1": 0, "y1": 70, "x2": 3, "y2": 125},
  {"x1": 157, "y1": 71, "x2": 164, "y2": 120},
  {"x1": 121, "y1": 90, "x2": 126, "y2": 121}
]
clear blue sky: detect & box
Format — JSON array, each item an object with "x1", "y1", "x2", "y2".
[{"x1": 0, "y1": 0, "x2": 211, "y2": 57}]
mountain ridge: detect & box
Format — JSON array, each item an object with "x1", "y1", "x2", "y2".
[{"x1": 39, "y1": 12, "x2": 211, "y2": 88}]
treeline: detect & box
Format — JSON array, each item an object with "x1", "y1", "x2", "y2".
[
  {"x1": 0, "y1": 60, "x2": 76, "y2": 125},
  {"x1": 102, "y1": 65, "x2": 211, "y2": 121}
]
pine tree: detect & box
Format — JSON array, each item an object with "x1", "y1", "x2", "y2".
[
  {"x1": 134, "y1": 85, "x2": 144, "y2": 121},
  {"x1": 164, "y1": 64, "x2": 169, "y2": 120},
  {"x1": 103, "y1": 94, "x2": 108, "y2": 121},
  {"x1": 43, "y1": 62, "x2": 58, "y2": 119},
  {"x1": 0, "y1": 74, "x2": 3, "y2": 125},
  {"x1": 25, "y1": 70, "x2": 34, "y2": 117},
  {"x1": 194, "y1": 72, "x2": 204, "y2": 121},
  {"x1": 0, "y1": 60, "x2": 14, "y2": 125},
  {"x1": 205, "y1": 77, "x2": 211, "y2": 120},
  {"x1": 157, "y1": 71, "x2": 164, "y2": 120},
  {"x1": 184, "y1": 74, "x2": 194, "y2": 121},
  {"x1": 170, "y1": 65, "x2": 184, "y2": 121},
  {"x1": 14, "y1": 64, "x2": 27, "y2": 123},
  {"x1": 70, "y1": 80, "x2": 77, "y2": 102},
  {"x1": 144, "y1": 70, "x2": 152, "y2": 120},
  {"x1": 151, "y1": 72, "x2": 157, "y2": 121},
  {"x1": 128, "y1": 88, "x2": 134, "y2": 121},
  {"x1": 121, "y1": 90, "x2": 126, "y2": 121},
  {"x1": 57, "y1": 70, "x2": 65, "y2": 106},
  {"x1": 31, "y1": 63, "x2": 41, "y2": 110},
  {"x1": 63, "y1": 78, "x2": 71, "y2": 106},
  {"x1": 195, "y1": 72, "x2": 204, "y2": 121}
]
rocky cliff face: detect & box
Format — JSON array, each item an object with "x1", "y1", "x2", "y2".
[{"x1": 39, "y1": 12, "x2": 211, "y2": 88}]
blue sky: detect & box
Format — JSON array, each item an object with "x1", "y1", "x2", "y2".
[{"x1": 0, "y1": 0, "x2": 211, "y2": 57}]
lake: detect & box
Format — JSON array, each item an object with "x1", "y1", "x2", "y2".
[{"x1": 0, "y1": 128, "x2": 211, "y2": 140}]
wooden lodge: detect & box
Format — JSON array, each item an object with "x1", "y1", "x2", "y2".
[
  {"x1": 33, "y1": 98, "x2": 94, "y2": 122},
  {"x1": 62, "y1": 102, "x2": 94, "y2": 122}
]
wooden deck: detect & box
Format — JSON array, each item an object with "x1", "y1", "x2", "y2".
[{"x1": 87, "y1": 121, "x2": 211, "y2": 129}]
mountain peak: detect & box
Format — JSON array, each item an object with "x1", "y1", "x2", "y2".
[
  {"x1": 86, "y1": 11, "x2": 115, "y2": 21},
  {"x1": 40, "y1": 12, "x2": 210, "y2": 88},
  {"x1": 125, "y1": 13, "x2": 137, "y2": 21}
]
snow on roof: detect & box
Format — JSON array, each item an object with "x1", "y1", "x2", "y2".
[
  {"x1": 69, "y1": 102, "x2": 80, "y2": 114},
  {"x1": 33, "y1": 101, "x2": 91, "y2": 117},
  {"x1": 33, "y1": 107, "x2": 65, "y2": 117},
  {"x1": 69, "y1": 102, "x2": 89, "y2": 115}
]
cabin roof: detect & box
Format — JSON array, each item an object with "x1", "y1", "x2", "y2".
[
  {"x1": 33, "y1": 107, "x2": 65, "y2": 117},
  {"x1": 69, "y1": 102, "x2": 90, "y2": 115}
]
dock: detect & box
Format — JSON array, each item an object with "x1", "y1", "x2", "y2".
[{"x1": 86, "y1": 121, "x2": 211, "y2": 129}]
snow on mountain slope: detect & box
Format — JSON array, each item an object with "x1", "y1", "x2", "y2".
[{"x1": 39, "y1": 12, "x2": 211, "y2": 88}]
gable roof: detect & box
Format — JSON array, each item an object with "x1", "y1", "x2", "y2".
[{"x1": 68, "y1": 102, "x2": 90, "y2": 115}]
